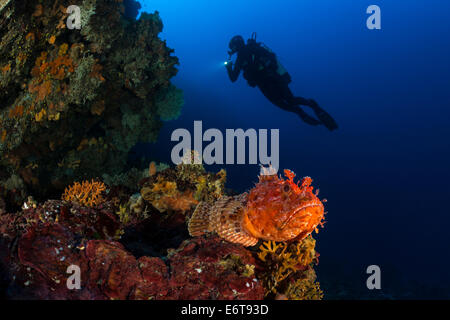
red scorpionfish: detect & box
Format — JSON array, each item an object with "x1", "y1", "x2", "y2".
[{"x1": 188, "y1": 165, "x2": 326, "y2": 246}]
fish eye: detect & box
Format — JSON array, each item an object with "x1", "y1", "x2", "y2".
[{"x1": 282, "y1": 184, "x2": 291, "y2": 193}]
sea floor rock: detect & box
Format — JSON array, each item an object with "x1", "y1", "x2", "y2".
[{"x1": 0, "y1": 200, "x2": 264, "y2": 300}]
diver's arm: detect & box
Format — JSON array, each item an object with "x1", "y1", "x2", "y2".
[{"x1": 226, "y1": 61, "x2": 241, "y2": 82}]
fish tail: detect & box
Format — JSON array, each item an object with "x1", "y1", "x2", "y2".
[{"x1": 188, "y1": 202, "x2": 213, "y2": 236}]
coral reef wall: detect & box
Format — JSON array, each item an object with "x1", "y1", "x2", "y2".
[{"x1": 0, "y1": 0, "x2": 183, "y2": 201}]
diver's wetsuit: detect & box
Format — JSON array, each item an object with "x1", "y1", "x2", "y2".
[
  {"x1": 257, "y1": 74, "x2": 320, "y2": 125},
  {"x1": 226, "y1": 42, "x2": 338, "y2": 130}
]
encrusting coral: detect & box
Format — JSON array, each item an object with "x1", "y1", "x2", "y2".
[
  {"x1": 139, "y1": 156, "x2": 227, "y2": 215},
  {"x1": 141, "y1": 176, "x2": 198, "y2": 213},
  {"x1": 0, "y1": 0, "x2": 182, "y2": 204}
]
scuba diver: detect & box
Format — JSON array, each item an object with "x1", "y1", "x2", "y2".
[{"x1": 226, "y1": 34, "x2": 338, "y2": 131}]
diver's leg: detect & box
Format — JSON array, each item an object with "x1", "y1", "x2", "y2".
[
  {"x1": 277, "y1": 101, "x2": 322, "y2": 126},
  {"x1": 258, "y1": 82, "x2": 321, "y2": 126},
  {"x1": 278, "y1": 85, "x2": 322, "y2": 126},
  {"x1": 292, "y1": 96, "x2": 312, "y2": 106},
  {"x1": 290, "y1": 94, "x2": 339, "y2": 131}
]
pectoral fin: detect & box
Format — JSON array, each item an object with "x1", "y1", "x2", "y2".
[
  {"x1": 189, "y1": 195, "x2": 258, "y2": 247},
  {"x1": 214, "y1": 195, "x2": 258, "y2": 247}
]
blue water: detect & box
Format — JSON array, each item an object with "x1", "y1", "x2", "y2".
[{"x1": 136, "y1": 0, "x2": 450, "y2": 297}]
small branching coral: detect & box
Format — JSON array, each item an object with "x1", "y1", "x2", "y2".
[
  {"x1": 193, "y1": 169, "x2": 226, "y2": 202},
  {"x1": 114, "y1": 194, "x2": 149, "y2": 227},
  {"x1": 218, "y1": 254, "x2": 256, "y2": 278},
  {"x1": 176, "y1": 150, "x2": 205, "y2": 182},
  {"x1": 285, "y1": 274, "x2": 324, "y2": 300},
  {"x1": 175, "y1": 150, "x2": 227, "y2": 202},
  {"x1": 256, "y1": 236, "x2": 322, "y2": 299},
  {"x1": 62, "y1": 180, "x2": 106, "y2": 207}
]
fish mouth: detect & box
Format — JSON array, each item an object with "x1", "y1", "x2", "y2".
[{"x1": 279, "y1": 202, "x2": 323, "y2": 231}]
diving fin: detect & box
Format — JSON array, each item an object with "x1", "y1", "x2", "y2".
[
  {"x1": 297, "y1": 109, "x2": 321, "y2": 126},
  {"x1": 308, "y1": 100, "x2": 338, "y2": 131}
]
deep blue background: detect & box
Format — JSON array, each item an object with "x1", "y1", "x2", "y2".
[{"x1": 136, "y1": 0, "x2": 450, "y2": 296}]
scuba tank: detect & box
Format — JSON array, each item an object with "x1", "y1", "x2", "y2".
[{"x1": 248, "y1": 32, "x2": 291, "y2": 83}]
